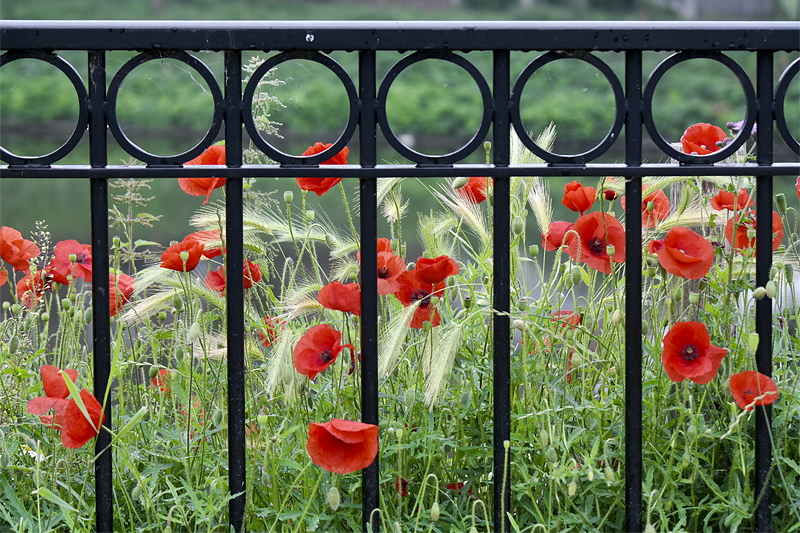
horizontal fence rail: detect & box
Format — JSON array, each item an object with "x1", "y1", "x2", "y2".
[{"x1": 1, "y1": 21, "x2": 799, "y2": 533}]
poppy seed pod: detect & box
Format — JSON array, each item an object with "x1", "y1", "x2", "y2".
[
  {"x1": 568, "y1": 479, "x2": 577, "y2": 497},
  {"x1": 148, "y1": 366, "x2": 159, "y2": 379},
  {"x1": 172, "y1": 293, "x2": 183, "y2": 312},
  {"x1": 611, "y1": 309, "x2": 623, "y2": 326},
  {"x1": 689, "y1": 292, "x2": 700, "y2": 305},
  {"x1": 529, "y1": 244, "x2": 540, "y2": 257},
  {"x1": 2, "y1": 301, "x2": 9, "y2": 310},
  {"x1": 305, "y1": 210, "x2": 315, "y2": 222}
]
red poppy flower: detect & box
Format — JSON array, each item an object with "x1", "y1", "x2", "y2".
[
  {"x1": 160, "y1": 237, "x2": 205, "y2": 272},
  {"x1": 562, "y1": 181, "x2": 596, "y2": 215},
  {"x1": 186, "y1": 229, "x2": 224, "y2": 259},
  {"x1": 550, "y1": 310, "x2": 581, "y2": 329},
  {"x1": 394, "y1": 271, "x2": 443, "y2": 329},
  {"x1": 258, "y1": 316, "x2": 283, "y2": 347},
  {"x1": 680, "y1": 123, "x2": 728, "y2": 155},
  {"x1": 377, "y1": 252, "x2": 406, "y2": 295},
  {"x1": 61, "y1": 388, "x2": 105, "y2": 449},
  {"x1": 109, "y1": 272, "x2": 135, "y2": 317},
  {"x1": 294, "y1": 324, "x2": 355, "y2": 379},
  {"x1": 318, "y1": 281, "x2": 361, "y2": 316},
  {"x1": 729, "y1": 371, "x2": 779, "y2": 411},
  {"x1": 795, "y1": 176, "x2": 799, "y2": 200},
  {"x1": 48, "y1": 239, "x2": 93, "y2": 284},
  {"x1": 180, "y1": 145, "x2": 227, "y2": 205},
  {"x1": 622, "y1": 189, "x2": 670, "y2": 229},
  {"x1": 296, "y1": 142, "x2": 349, "y2": 196},
  {"x1": 0, "y1": 271, "x2": 6, "y2": 288},
  {"x1": 414, "y1": 255, "x2": 459, "y2": 285},
  {"x1": 710, "y1": 189, "x2": 754, "y2": 211},
  {"x1": 377, "y1": 238, "x2": 393, "y2": 254},
  {"x1": 457, "y1": 177, "x2": 492, "y2": 203},
  {"x1": 395, "y1": 477, "x2": 409, "y2": 497},
  {"x1": 203, "y1": 260, "x2": 262, "y2": 295},
  {"x1": 16, "y1": 269, "x2": 55, "y2": 308},
  {"x1": 564, "y1": 212, "x2": 626, "y2": 274},
  {"x1": 541, "y1": 221, "x2": 573, "y2": 252},
  {"x1": 0, "y1": 226, "x2": 40, "y2": 272},
  {"x1": 306, "y1": 418, "x2": 379, "y2": 474},
  {"x1": 661, "y1": 321, "x2": 727, "y2": 384},
  {"x1": 724, "y1": 211, "x2": 783, "y2": 252},
  {"x1": 151, "y1": 369, "x2": 171, "y2": 394},
  {"x1": 445, "y1": 482, "x2": 472, "y2": 494},
  {"x1": 647, "y1": 227, "x2": 714, "y2": 280},
  {"x1": 27, "y1": 365, "x2": 80, "y2": 427}
]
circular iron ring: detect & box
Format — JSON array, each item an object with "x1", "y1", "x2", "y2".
[
  {"x1": 242, "y1": 51, "x2": 358, "y2": 165},
  {"x1": 774, "y1": 57, "x2": 800, "y2": 156},
  {"x1": 107, "y1": 51, "x2": 224, "y2": 166},
  {"x1": 510, "y1": 51, "x2": 625, "y2": 164},
  {"x1": 376, "y1": 51, "x2": 493, "y2": 165},
  {"x1": 643, "y1": 52, "x2": 756, "y2": 164},
  {"x1": 0, "y1": 51, "x2": 88, "y2": 165}
]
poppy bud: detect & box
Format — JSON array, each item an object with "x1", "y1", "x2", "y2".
[
  {"x1": 158, "y1": 311, "x2": 167, "y2": 322},
  {"x1": 175, "y1": 345, "x2": 185, "y2": 360},
  {"x1": 327, "y1": 487, "x2": 340, "y2": 511},
  {"x1": 587, "y1": 466, "x2": 595, "y2": 481},
  {"x1": 766, "y1": 281, "x2": 776, "y2": 299},
  {"x1": 188, "y1": 321, "x2": 202, "y2": 343},
  {"x1": 460, "y1": 391, "x2": 471, "y2": 406},
  {"x1": 775, "y1": 193, "x2": 787, "y2": 215},
  {"x1": 753, "y1": 286, "x2": 767, "y2": 300},
  {"x1": 84, "y1": 307, "x2": 93, "y2": 324},
  {"x1": 395, "y1": 428, "x2": 404, "y2": 440},
  {"x1": 512, "y1": 216, "x2": 524, "y2": 235},
  {"x1": 132, "y1": 485, "x2": 142, "y2": 502},
  {"x1": 689, "y1": 292, "x2": 700, "y2": 305},
  {"x1": 606, "y1": 244, "x2": 615, "y2": 258},
  {"x1": 325, "y1": 234, "x2": 336, "y2": 248},
  {"x1": 686, "y1": 425, "x2": 697, "y2": 441},
  {"x1": 430, "y1": 501, "x2": 440, "y2": 522},
  {"x1": 571, "y1": 352, "x2": 583, "y2": 367},
  {"x1": 513, "y1": 319, "x2": 527, "y2": 332},
  {"x1": 213, "y1": 409, "x2": 223, "y2": 427},
  {"x1": 149, "y1": 366, "x2": 159, "y2": 378},
  {"x1": 305, "y1": 210, "x2": 315, "y2": 222},
  {"x1": 73, "y1": 308, "x2": 83, "y2": 323},
  {"x1": 393, "y1": 522, "x2": 402, "y2": 533},
  {"x1": 604, "y1": 189, "x2": 618, "y2": 201},
  {"x1": 172, "y1": 293, "x2": 183, "y2": 312},
  {"x1": 611, "y1": 309, "x2": 623, "y2": 326},
  {"x1": 671, "y1": 287, "x2": 683, "y2": 302},
  {"x1": 404, "y1": 389, "x2": 415, "y2": 410},
  {"x1": 284, "y1": 190, "x2": 294, "y2": 204},
  {"x1": 469, "y1": 527, "x2": 479, "y2": 533},
  {"x1": 563, "y1": 273, "x2": 574, "y2": 290},
  {"x1": 604, "y1": 465, "x2": 615, "y2": 482},
  {"x1": 2, "y1": 301, "x2": 9, "y2": 311},
  {"x1": 452, "y1": 176, "x2": 469, "y2": 189},
  {"x1": 539, "y1": 429, "x2": 550, "y2": 447},
  {"x1": 571, "y1": 266, "x2": 583, "y2": 286},
  {"x1": 568, "y1": 478, "x2": 577, "y2": 497},
  {"x1": 545, "y1": 446, "x2": 558, "y2": 463},
  {"x1": 282, "y1": 364, "x2": 293, "y2": 385},
  {"x1": 645, "y1": 525, "x2": 657, "y2": 533},
  {"x1": 785, "y1": 264, "x2": 794, "y2": 283},
  {"x1": 9, "y1": 335, "x2": 19, "y2": 355},
  {"x1": 529, "y1": 244, "x2": 540, "y2": 257},
  {"x1": 39, "y1": 312, "x2": 49, "y2": 323},
  {"x1": 749, "y1": 333, "x2": 760, "y2": 354}
]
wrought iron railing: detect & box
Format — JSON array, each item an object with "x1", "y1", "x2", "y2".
[{"x1": 1, "y1": 20, "x2": 799, "y2": 533}]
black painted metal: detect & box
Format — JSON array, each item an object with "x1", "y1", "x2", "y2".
[
  {"x1": 1, "y1": 21, "x2": 799, "y2": 533},
  {"x1": 624, "y1": 49, "x2": 643, "y2": 533}
]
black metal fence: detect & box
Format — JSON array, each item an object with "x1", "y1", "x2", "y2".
[{"x1": 1, "y1": 20, "x2": 799, "y2": 533}]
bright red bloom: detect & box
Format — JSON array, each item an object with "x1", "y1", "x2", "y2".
[
  {"x1": 710, "y1": 189, "x2": 754, "y2": 211},
  {"x1": 0, "y1": 271, "x2": 6, "y2": 288},
  {"x1": 306, "y1": 418, "x2": 379, "y2": 474},
  {"x1": 258, "y1": 316, "x2": 283, "y2": 347},
  {"x1": 160, "y1": 237, "x2": 205, "y2": 272},
  {"x1": 377, "y1": 238, "x2": 393, "y2": 254},
  {"x1": 562, "y1": 181, "x2": 596, "y2": 214},
  {"x1": 296, "y1": 142, "x2": 349, "y2": 196},
  {"x1": 729, "y1": 371, "x2": 779, "y2": 411},
  {"x1": 109, "y1": 273, "x2": 135, "y2": 317},
  {"x1": 180, "y1": 145, "x2": 227, "y2": 205},
  {"x1": 394, "y1": 271, "x2": 443, "y2": 329},
  {"x1": 318, "y1": 281, "x2": 361, "y2": 316},
  {"x1": 661, "y1": 321, "x2": 727, "y2": 384},
  {"x1": 414, "y1": 255, "x2": 459, "y2": 285},
  {"x1": 445, "y1": 482, "x2": 472, "y2": 494},
  {"x1": 622, "y1": 189, "x2": 670, "y2": 229},
  {"x1": 648, "y1": 227, "x2": 714, "y2": 280},
  {"x1": 203, "y1": 260, "x2": 262, "y2": 294},
  {"x1": 377, "y1": 252, "x2": 406, "y2": 295},
  {"x1": 48, "y1": 239, "x2": 92, "y2": 284},
  {"x1": 61, "y1": 388, "x2": 104, "y2": 449},
  {"x1": 550, "y1": 310, "x2": 581, "y2": 329},
  {"x1": 151, "y1": 369, "x2": 171, "y2": 394},
  {"x1": 294, "y1": 324, "x2": 355, "y2": 379},
  {"x1": 724, "y1": 211, "x2": 783, "y2": 252},
  {"x1": 0, "y1": 226, "x2": 40, "y2": 272},
  {"x1": 186, "y1": 229, "x2": 224, "y2": 258},
  {"x1": 457, "y1": 177, "x2": 492, "y2": 203},
  {"x1": 16, "y1": 269, "x2": 55, "y2": 308},
  {"x1": 565, "y1": 212, "x2": 626, "y2": 274},
  {"x1": 680, "y1": 123, "x2": 728, "y2": 155},
  {"x1": 541, "y1": 221, "x2": 573, "y2": 252},
  {"x1": 27, "y1": 365, "x2": 80, "y2": 427}
]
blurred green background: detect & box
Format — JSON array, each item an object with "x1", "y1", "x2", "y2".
[{"x1": 1, "y1": 0, "x2": 798, "y2": 250}]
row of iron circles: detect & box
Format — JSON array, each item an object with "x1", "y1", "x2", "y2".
[
  {"x1": 1, "y1": 50, "x2": 798, "y2": 165},
  {"x1": 0, "y1": 51, "x2": 89, "y2": 166}
]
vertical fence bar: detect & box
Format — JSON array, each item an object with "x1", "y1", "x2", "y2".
[
  {"x1": 624, "y1": 49, "x2": 643, "y2": 533},
  {"x1": 88, "y1": 49, "x2": 113, "y2": 533},
  {"x1": 358, "y1": 48, "x2": 380, "y2": 532},
  {"x1": 491, "y1": 48, "x2": 511, "y2": 533},
  {"x1": 224, "y1": 49, "x2": 246, "y2": 533},
  {"x1": 754, "y1": 50, "x2": 774, "y2": 533}
]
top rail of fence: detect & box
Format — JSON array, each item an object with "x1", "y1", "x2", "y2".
[{"x1": 2, "y1": 20, "x2": 800, "y2": 51}]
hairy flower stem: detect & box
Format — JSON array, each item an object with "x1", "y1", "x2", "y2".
[{"x1": 339, "y1": 182, "x2": 359, "y2": 244}]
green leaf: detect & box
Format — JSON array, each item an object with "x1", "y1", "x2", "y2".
[
  {"x1": 62, "y1": 372, "x2": 98, "y2": 433},
  {"x1": 32, "y1": 487, "x2": 77, "y2": 513}
]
